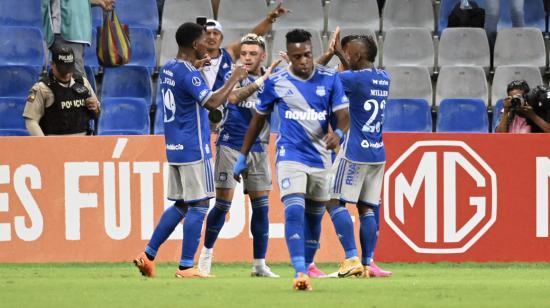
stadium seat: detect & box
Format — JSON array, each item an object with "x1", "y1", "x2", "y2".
[
  {"x1": 162, "y1": 0, "x2": 214, "y2": 30},
  {"x1": 114, "y1": 0, "x2": 159, "y2": 33},
  {"x1": 154, "y1": 104, "x2": 164, "y2": 135},
  {"x1": 127, "y1": 27, "x2": 157, "y2": 74},
  {"x1": 0, "y1": 0, "x2": 41, "y2": 27},
  {"x1": 0, "y1": 97, "x2": 28, "y2": 136},
  {"x1": 84, "y1": 66, "x2": 96, "y2": 93},
  {"x1": 385, "y1": 66, "x2": 433, "y2": 105},
  {"x1": 497, "y1": 0, "x2": 545, "y2": 32},
  {"x1": 438, "y1": 28, "x2": 490, "y2": 73},
  {"x1": 83, "y1": 28, "x2": 99, "y2": 75},
  {"x1": 382, "y1": 0, "x2": 434, "y2": 33},
  {"x1": 436, "y1": 98, "x2": 489, "y2": 132},
  {"x1": 493, "y1": 28, "x2": 545, "y2": 70},
  {"x1": 217, "y1": 0, "x2": 268, "y2": 29},
  {"x1": 271, "y1": 29, "x2": 323, "y2": 63},
  {"x1": 438, "y1": 0, "x2": 486, "y2": 35},
  {"x1": 159, "y1": 27, "x2": 178, "y2": 67},
  {"x1": 101, "y1": 66, "x2": 153, "y2": 109},
  {"x1": 270, "y1": 0, "x2": 324, "y2": 31},
  {"x1": 98, "y1": 97, "x2": 150, "y2": 135},
  {"x1": 92, "y1": 6, "x2": 103, "y2": 29},
  {"x1": 436, "y1": 66, "x2": 488, "y2": 106},
  {"x1": 381, "y1": 27, "x2": 434, "y2": 73},
  {"x1": 327, "y1": 0, "x2": 380, "y2": 33},
  {"x1": 384, "y1": 99, "x2": 433, "y2": 132},
  {"x1": 0, "y1": 65, "x2": 39, "y2": 97},
  {"x1": 326, "y1": 28, "x2": 378, "y2": 68},
  {"x1": 492, "y1": 99, "x2": 504, "y2": 132},
  {"x1": 0, "y1": 26, "x2": 45, "y2": 75},
  {"x1": 491, "y1": 65, "x2": 542, "y2": 107}
]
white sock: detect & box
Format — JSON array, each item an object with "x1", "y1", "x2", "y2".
[
  {"x1": 253, "y1": 259, "x2": 266, "y2": 267},
  {"x1": 203, "y1": 247, "x2": 213, "y2": 254}
]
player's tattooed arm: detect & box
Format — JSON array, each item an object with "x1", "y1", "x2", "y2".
[
  {"x1": 227, "y1": 59, "x2": 282, "y2": 104},
  {"x1": 204, "y1": 64, "x2": 248, "y2": 111}
]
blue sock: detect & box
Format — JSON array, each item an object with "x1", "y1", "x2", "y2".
[
  {"x1": 179, "y1": 205, "x2": 208, "y2": 268},
  {"x1": 360, "y1": 211, "x2": 377, "y2": 266},
  {"x1": 145, "y1": 201, "x2": 187, "y2": 259},
  {"x1": 328, "y1": 203, "x2": 358, "y2": 259},
  {"x1": 369, "y1": 204, "x2": 381, "y2": 261},
  {"x1": 304, "y1": 200, "x2": 324, "y2": 266},
  {"x1": 251, "y1": 196, "x2": 269, "y2": 259},
  {"x1": 203, "y1": 199, "x2": 231, "y2": 249},
  {"x1": 282, "y1": 194, "x2": 306, "y2": 274}
]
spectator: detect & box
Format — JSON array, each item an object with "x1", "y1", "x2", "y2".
[
  {"x1": 495, "y1": 80, "x2": 550, "y2": 133},
  {"x1": 42, "y1": 0, "x2": 115, "y2": 77},
  {"x1": 23, "y1": 47, "x2": 100, "y2": 136},
  {"x1": 485, "y1": 0, "x2": 525, "y2": 50}
]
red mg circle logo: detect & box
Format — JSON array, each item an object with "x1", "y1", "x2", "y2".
[{"x1": 384, "y1": 141, "x2": 497, "y2": 253}]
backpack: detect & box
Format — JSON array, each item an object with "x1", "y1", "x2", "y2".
[{"x1": 447, "y1": 1, "x2": 485, "y2": 28}]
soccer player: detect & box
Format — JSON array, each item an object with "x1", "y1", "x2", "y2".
[
  {"x1": 133, "y1": 22, "x2": 247, "y2": 278},
  {"x1": 325, "y1": 32, "x2": 393, "y2": 277},
  {"x1": 234, "y1": 29, "x2": 350, "y2": 291},
  {"x1": 200, "y1": 3, "x2": 289, "y2": 91},
  {"x1": 197, "y1": 34, "x2": 282, "y2": 278}
]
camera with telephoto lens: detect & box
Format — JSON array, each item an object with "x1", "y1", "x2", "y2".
[{"x1": 524, "y1": 84, "x2": 550, "y2": 113}]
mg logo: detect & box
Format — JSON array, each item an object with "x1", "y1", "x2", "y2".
[{"x1": 384, "y1": 141, "x2": 497, "y2": 254}]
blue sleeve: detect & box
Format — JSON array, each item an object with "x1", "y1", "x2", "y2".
[
  {"x1": 331, "y1": 74, "x2": 349, "y2": 113},
  {"x1": 338, "y1": 71, "x2": 353, "y2": 94},
  {"x1": 181, "y1": 70, "x2": 212, "y2": 105},
  {"x1": 255, "y1": 78, "x2": 276, "y2": 115}
]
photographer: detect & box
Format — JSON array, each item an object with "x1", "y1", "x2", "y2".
[{"x1": 495, "y1": 80, "x2": 550, "y2": 133}]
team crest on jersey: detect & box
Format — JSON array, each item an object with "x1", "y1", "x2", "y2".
[
  {"x1": 222, "y1": 133, "x2": 230, "y2": 141},
  {"x1": 316, "y1": 86, "x2": 326, "y2": 97},
  {"x1": 219, "y1": 172, "x2": 228, "y2": 182},
  {"x1": 281, "y1": 178, "x2": 291, "y2": 189},
  {"x1": 192, "y1": 77, "x2": 202, "y2": 86}
]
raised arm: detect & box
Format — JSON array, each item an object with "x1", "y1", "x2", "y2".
[
  {"x1": 203, "y1": 65, "x2": 248, "y2": 111},
  {"x1": 226, "y1": 3, "x2": 290, "y2": 60},
  {"x1": 227, "y1": 59, "x2": 282, "y2": 104}
]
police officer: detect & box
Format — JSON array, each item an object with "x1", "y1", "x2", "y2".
[{"x1": 23, "y1": 46, "x2": 100, "y2": 136}]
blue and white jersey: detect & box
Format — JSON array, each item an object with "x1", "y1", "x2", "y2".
[
  {"x1": 217, "y1": 72, "x2": 270, "y2": 152},
  {"x1": 159, "y1": 59, "x2": 213, "y2": 164},
  {"x1": 202, "y1": 48, "x2": 234, "y2": 91},
  {"x1": 339, "y1": 68, "x2": 391, "y2": 163},
  {"x1": 256, "y1": 65, "x2": 349, "y2": 169}
]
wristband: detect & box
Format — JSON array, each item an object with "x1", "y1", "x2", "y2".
[
  {"x1": 254, "y1": 77, "x2": 265, "y2": 88},
  {"x1": 334, "y1": 128, "x2": 344, "y2": 139}
]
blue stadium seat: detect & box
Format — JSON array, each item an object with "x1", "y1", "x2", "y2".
[
  {"x1": 0, "y1": 26, "x2": 45, "y2": 75},
  {"x1": 436, "y1": 98, "x2": 489, "y2": 132},
  {"x1": 101, "y1": 66, "x2": 152, "y2": 108},
  {"x1": 438, "y1": 0, "x2": 486, "y2": 35},
  {"x1": 384, "y1": 99, "x2": 433, "y2": 132},
  {"x1": 98, "y1": 98, "x2": 150, "y2": 135},
  {"x1": 154, "y1": 105, "x2": 164, "y2": 135},
  {"x1": 115, "y1": 0, "x2": 159, "y2": 33},
  {"x1": 0, "y1": 97, "x2": 28, "y2": 136},
  {"x1": 0, "y1": 65, "x2": 39, "y2": 97},
  {"x1": 497, "y1": 0, "x2": 545, "y2": 32},
  {"x1": 128, "y1": 27, "x2": 157, "y2": 74},
  {"x1": 84, "y1": 28, "x2": 100, "y2": 75},
  {"x1": 84, "y1": 66, "x2": 96, "y2": 93},
  {"x1": 492, "y1": 99, "x2": 504, "y2": 132},
  {"x1": 92, "y1": 7, "x2": 103, "y2": 29},
  {"x1": 0, "y1": 0, "x2": 42, "y2": 27}
]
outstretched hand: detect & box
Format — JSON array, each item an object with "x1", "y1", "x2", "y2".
[
  {"x1": 327, "y1": 26, "x2": 341, "y2": 56},
  {"x1": 194, "y1": 54, "x2": 211, "y2": 69},
  {"x1": 267, "y1": 2, "x2": 291, "y2": 22},
  {"x1": 262, "y1": 58, "x2": 283, "y2": 80}
]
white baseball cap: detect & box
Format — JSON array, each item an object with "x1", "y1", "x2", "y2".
[{"x1": 206, "y1": 19, "x2": 223, "y2": 34}]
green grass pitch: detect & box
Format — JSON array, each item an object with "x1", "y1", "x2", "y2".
[{"x1": 1, "y1": 263, "x2": 550, "y2": 307}]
